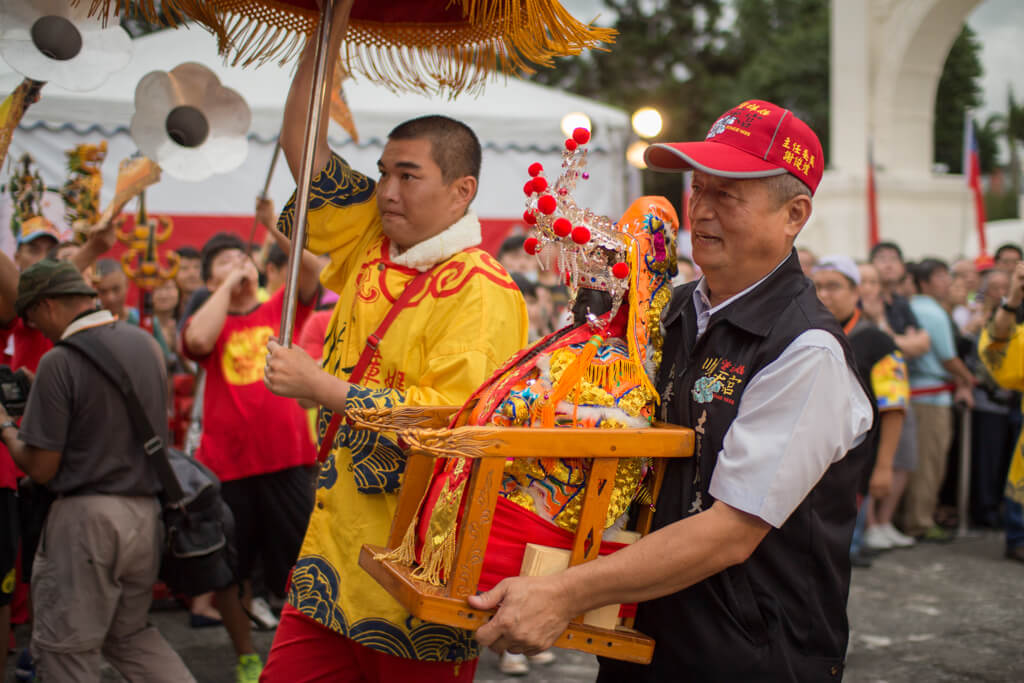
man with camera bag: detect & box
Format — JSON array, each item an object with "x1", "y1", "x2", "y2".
[{"x1": 0, "y1": 260, "x2": 194, "y2": 682}]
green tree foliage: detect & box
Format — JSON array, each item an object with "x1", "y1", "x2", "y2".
[
  {"x1": 933, "y1": 26, "x2": 983, "y2": 172},
  {"x1": 719, "y1": 0, "x2": 830, "y2": 159},
  {"x1": 977, "y1": 91, "x2": 1024, "y2": 220},
  {"x1": 532, "y1": 0, "x2": 734, "y2": 206}
]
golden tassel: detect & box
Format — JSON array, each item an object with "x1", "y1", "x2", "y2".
[
  {"x1": 375, "y1": 515, "x2": 418, "y2": 567},
  {"x1": 79, "y1": 0, "x2": 614, "y2": 97},
  {"x1": 539, "y1": 334, "x2": 602, "y2": 428},
  {"x1": 626, "y1": 246, "x2": 659, "y2": 401},
  {"x1": 407, "y1": 465, "x2": 469, "y2": 587}
]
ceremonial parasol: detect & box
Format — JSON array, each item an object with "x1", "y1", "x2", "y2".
[{"x1": 83, "y1": 0, "x2": 615, "y2": 343}]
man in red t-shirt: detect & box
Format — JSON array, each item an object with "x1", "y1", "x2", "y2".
[{"x1": 181, "y1": 229, "x2": 320, "y2": 681}]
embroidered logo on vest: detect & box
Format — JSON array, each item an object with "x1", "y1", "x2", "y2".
[
  {"x1": 691, "y1": 375, "x2": 721, "y2": 403},
  {"x1": 692, "y1": 357, "x2": 746, "y2": 405}
]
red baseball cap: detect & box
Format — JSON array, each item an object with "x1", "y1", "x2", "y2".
[{"x1": 643, "y1": 99, "x2": 823, "y2": 194}]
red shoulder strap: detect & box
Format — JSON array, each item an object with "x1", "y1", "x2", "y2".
[{"x1": 317, "y1": 269, "x2": 433, "y2": 463}]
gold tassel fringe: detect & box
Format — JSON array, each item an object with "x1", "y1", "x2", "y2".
[
  {"x1": 539, "y1": 334, "x2": 601, "y2": 427},
  {"x1": 78, "y1": 0, "x2": 616, "y2": 97},
  {"x1": 375, "y1": 513, "x2": 418, "y2": 566},
  {"x1": 409, "y1": 470, "x2": 468, "y2": 586}
]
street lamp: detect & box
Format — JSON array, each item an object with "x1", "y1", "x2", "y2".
[
  {"x1": 631, "y1": 107, "x2": 663, "y2": 139},
  {"x1": 626, "y1": 140, "x2": 649, "y2": 169},
  {"x1": 561, "y1": 111, "x2": 592, "y2": 138}
]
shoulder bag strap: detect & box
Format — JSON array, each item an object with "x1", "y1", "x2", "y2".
[
  {"x1": 58, "y1": 332, "x2": 185, "y2": 503},
  {"x1": 317, "y1": 268, "x2": 434, "y2": 463}
]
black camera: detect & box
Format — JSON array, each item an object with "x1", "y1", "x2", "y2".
[{"x1": 0, "y1": 366, "x2": 31, "y2": 417}]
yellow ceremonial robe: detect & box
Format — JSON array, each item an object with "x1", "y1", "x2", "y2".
[
  {"x1": 279, "y1": 153, "x2": 528, "y2": 663},
  {"x1": 978, "y1": 325, "x2": 1024, "y2": 507}
]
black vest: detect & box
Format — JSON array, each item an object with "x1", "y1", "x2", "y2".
[{"x1": 599, "y1": 251, "x2": 871, "y2": 682}]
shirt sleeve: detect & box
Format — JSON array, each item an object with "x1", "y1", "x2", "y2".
[
  {"x1": 277, "y1": 152, "x2": 381, "y2": 293},
  {"x1": 979, "y1": 323, "x2": 1024, "y2": 392},
  {"x1": 871, "y1": 351, "x2": 910, "y2": 412},
  {"x1": 18, "y1": 350, "x2": 72, "y2": 453},
  {"x1": 708, "y1": 330, "x2": 874, "y2": 528},
  {"x1": 913, "y1": 299, "x2": 956, "y2": 362}
]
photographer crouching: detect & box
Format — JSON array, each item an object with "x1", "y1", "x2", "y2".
[{"x1": 0, "y1": 260, "x2": 194, "y2": 682}]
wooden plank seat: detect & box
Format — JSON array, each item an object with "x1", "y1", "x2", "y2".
[{"x1": 350, "y1": 406, "x2": 694, "y2": 664}]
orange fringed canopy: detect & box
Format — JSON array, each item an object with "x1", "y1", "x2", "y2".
[{"x1": 79, "y1": 0, "x2": 616, "y2": 95}]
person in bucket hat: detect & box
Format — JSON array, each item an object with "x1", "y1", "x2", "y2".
[
  {"x1": 15, "y1": 260, "x2": 98, "y2": 330},
  {"x1": 470, "y1": 100, "x2": 874, "y2": 682},
  {"x1": 2, "y1": 259, "x2": 196, "y2": 682}
]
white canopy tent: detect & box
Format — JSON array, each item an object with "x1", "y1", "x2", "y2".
[{"x1": 0, "y1": 26, "x2": 632, "y2": 251}]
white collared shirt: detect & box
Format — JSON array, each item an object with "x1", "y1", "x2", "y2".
[{"x1": 690, "y1": 264, "x2": 873, "y2": 528}]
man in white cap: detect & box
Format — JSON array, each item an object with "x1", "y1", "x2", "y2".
[
  {"x1": 470, "y1": 100, "x2": 874, "y2": 681},
  {"x1": 813, "y1": 255, "x2": 911, "y2": 564}
]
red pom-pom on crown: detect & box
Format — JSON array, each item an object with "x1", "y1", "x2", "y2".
[{"x1": 537, "y1": 194, "x2": 558, "y2": 215}]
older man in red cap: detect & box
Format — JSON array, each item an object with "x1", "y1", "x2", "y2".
[{"x1": 469, "y1": 100, "x2": 874, "y2": 680}]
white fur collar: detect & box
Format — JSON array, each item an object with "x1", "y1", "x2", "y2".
[{"x1": 388, "y1": 211, "x2": 481, "y2": 272}]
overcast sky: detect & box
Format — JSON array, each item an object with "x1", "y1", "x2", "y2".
[{"x1": 561, "y1": 0, "x2": 1022, "y2": 126}]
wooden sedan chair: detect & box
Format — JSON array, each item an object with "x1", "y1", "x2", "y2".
[{"x1": 355, "y1": 405, "x2": 694, "y2": 664}]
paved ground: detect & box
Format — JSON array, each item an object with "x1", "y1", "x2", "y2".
[{"x1": 5, "y1": 530, "x2": 1022, "y2": 681}]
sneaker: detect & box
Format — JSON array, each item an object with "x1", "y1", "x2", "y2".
[
  {"x1": 862, "y1": 525, "x2": 893, "y2": 551},
  {"x1": 528, "y1": 650, "x2": 556, "y2": 665},
  {"x1": 14, "y1": 648, "x2": 37, "y2": 682},
  {"x1": 880, "y1": 523, "x2": 915, "y2": 548},
  {"x1": 917, "y1": 525, "x2": 953, "y2": 543},
  {"x1": 499, "y1": 652, "x2": 530, "y2": 676},
  {"x1": 236, "y1": 653, "x2": 263, "y2": 683},
  {"x1": 248, "y1": 596, "x2": 279, "y2": 631}
]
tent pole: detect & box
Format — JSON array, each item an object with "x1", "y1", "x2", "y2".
[{"x1": 280, "y1": 0, "x2": 335, "y2": 346}]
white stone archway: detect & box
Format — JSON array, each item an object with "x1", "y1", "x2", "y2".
[{"x1": 803, "y1": 0, "x2": 984, "y2": 260}]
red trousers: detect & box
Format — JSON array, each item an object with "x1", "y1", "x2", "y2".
[{"x1": 260, "y1": 604, "x2": 478, "y2": 683}]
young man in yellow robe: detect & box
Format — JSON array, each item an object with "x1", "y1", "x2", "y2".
[
  {"x1": 259, "y1": 2, "x2": 528, "y2": 680},
  {"x1": 977, "y1": 260, "x2": 1024, "y2": 565}
]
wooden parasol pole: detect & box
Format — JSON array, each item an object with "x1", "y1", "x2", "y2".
[
  {"x1": 279, "y1": 0, "x2": 335, "y2": 346},
  {"x1": 248, "y1": 135, "x2": 282, "y2": 251}
]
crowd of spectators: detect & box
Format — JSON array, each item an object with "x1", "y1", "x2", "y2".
[
  {"x1": 3, "y1": 209, "x2": 1024, "y2": 680},
  {"x1": 797, "y1": 241, "x2": 1024, "y2": 568}
]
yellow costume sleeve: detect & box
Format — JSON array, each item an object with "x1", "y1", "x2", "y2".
[
  {"x1": 871, "y1": 351, "x2": 910, "y2": 412},
  {"x1": 277, "y1": 152, "x2": 381, "y2": 293},
  {"x1": 979, "y1": 323, "x2": 1024, "y2": 392}
]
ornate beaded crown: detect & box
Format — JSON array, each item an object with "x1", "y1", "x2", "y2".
[{"x1": 520, "y1": 127, "x2": 632, "y2": 322}]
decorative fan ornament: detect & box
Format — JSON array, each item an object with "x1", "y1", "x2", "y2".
[
  {"x1": 81, "y1": 0, "x2": 616, "y2": 96},
  {"x1": 0, "y1": 0, "x2": 132, "y2": 91},
  {"x1": 130, "y1": 62, "x2": 252, "y2": 182}
]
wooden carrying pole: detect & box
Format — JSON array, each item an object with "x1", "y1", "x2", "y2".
[
  {"x1": 248, "y1": 136, "x2": 282, "y2": 250},
  {"x1": 279, "y1": 0, "x2": 335, "y2": 345}
]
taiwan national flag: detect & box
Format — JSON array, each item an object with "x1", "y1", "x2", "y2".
[{"x1": 963, "y1": 115, "x2": 989, "y2": 261}]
